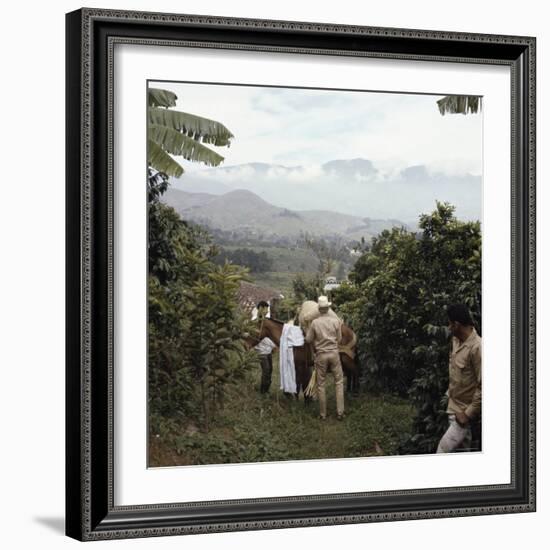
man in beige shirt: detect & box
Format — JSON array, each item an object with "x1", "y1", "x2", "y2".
[
  {"x1": 437, "y1": 303, "x2": 482, "y2": 453},
  {"x1": 305, "y1": 296, "x2": 345, "y2": 420}
]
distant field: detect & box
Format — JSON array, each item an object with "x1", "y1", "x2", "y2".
[
  {"x1": 223, "y1": 245, "x2": 320, "y2": 274},
  {"x1": 251, "y1": 272, "x2": 300, "y2": 296},
  {"x1": 220, "y1": 244, "x2": 354, "y2": 295}
]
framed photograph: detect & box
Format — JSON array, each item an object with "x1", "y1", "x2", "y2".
[{"x1": 66, "y1": 8, "x2": 536, "y2": 541}]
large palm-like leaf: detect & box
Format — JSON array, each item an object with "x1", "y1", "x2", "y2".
[
  {"x1": 149, "y1": 125, "x2": 225, "y2": 166},
  {"x1": 149, "y1": 107, "x2": 234, "y2": 146},
  {"x1": 148, "y1": 88, "x2": 177, "y2": 108},
  {"x1": 437, "y1": 95, "x2": 481, "y2": 115},
  {"x1": 147, "y1": 88, "x2": 234, "y2": 177},
  {"x1": 148, "y1": 139, "x2": 184, "y2": 178}
]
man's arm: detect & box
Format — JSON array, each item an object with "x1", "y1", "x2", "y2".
[
  {"x1": 465, "y1": 343, "x2": 482, "y2": 419},
  {"x1": 305, "y1": 323, "x2": 315, "y2": 345}
]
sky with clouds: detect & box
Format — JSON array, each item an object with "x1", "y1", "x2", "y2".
[{"x1": 151, "y1": 80, "x2": 482, "y2": 177}]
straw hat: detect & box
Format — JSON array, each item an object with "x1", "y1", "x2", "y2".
[{"x1": 317, "y1": 295, "x2": 331, "y2": 309}]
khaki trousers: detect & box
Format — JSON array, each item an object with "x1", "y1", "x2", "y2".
[
  {"x1": 315, "y1": 351, "x2": 344, "y2": 418},
  {"x1": 436, "y1": 414, "x2": 472, "y2": 453}
]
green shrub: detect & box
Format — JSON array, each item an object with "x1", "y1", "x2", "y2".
[
  {"x1": 341, "y1": 203, "x2": 481, "y2": 453},
  {"x1": 148, "y1": 173, "x2": 255, "y2": 434}
]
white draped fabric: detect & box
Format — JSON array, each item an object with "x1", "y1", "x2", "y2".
[{"x1": 279, "y1": 324, "x2": 304, "y2": 393}]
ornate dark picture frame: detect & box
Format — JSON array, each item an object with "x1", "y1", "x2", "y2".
[{"x1": 66, "y1": 8, "x2": 536, "y2": 541}]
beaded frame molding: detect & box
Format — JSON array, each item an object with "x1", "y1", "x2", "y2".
[{"x1": 66, "y1": 8, "x2": 536, "y2": 541}]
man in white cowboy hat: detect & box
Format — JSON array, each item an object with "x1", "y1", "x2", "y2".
[{"x1": 305, "y1": 296, "x2": 345, "y2": 420}]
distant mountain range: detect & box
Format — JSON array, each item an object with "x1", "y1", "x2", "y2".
[
  {"x1": 170, "y1": 158, "x2": 482, "y2": 223},
  {"x1": 162, "y1": 187, "x2": 405, "y2": 242}
]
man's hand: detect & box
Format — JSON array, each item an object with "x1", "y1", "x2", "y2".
[{"x1": 455, "y1": 411, "x2": 470, "y2": 427}]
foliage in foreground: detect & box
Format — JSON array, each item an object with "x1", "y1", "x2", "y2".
[
  {"x1": 148, "y1": 172, "x2": 257, "y2": 435},
  {"x1": 150, "y1": 359, "x2": 415, "y2": 466},
  {"x1": 332, "y1": 202, "x2": 481, "y2": 453}
]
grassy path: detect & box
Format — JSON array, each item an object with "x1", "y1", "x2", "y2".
[{"x1": 150, "y1": 357, "x2": 415, "y2": 467}]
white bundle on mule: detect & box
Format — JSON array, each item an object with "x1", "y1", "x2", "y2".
[
  {"x1": 279, "y1": 324, "x2": 304, "y2": 394},
  {"x1": 298, "y1": 300, "x2": 340, "y2": 331}
]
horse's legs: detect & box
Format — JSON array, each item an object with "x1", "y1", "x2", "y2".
[
  {"x1": 293, "y1": 348, "x2": 313, "y2": 405},
  {"x1": 341, "y1": 354, "x2": 360, "y2": 395}
]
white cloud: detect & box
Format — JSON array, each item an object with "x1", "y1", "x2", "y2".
[
  {"x1": 152, "y1": 81, "x2": 482, "y2": 174},
  {"x1": 285, "y1": 164, "x2": 325, "y2": 183}
]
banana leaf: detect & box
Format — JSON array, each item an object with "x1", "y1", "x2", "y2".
[
  {"x1": 147, "y1": 139, "x2": 184, "y2": 178},
  {"x1": 148, "y1": 88, "x2": 177, "y2": 108},
  {"x1": 149, "y1": 107, "x2": 234, "y2": 146},
  {"x1": 149, "y1": 125, "x2": 225, "y2": 166},
  {"x1": 437, "y1": 95, "x2": 481, "y2": 115}
]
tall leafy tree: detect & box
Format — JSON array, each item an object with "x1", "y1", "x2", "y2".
[
  {"x1": 336, "y1": 203, "x2": 481, "y2": 453},
  {"x1": 148, "y1": 176, "x2": 255, "y2": 436},
  {"x1": 147, "y1": 88, "x2": 254, "y2": 441},
  {"x1": 148, "y1": 87, "x2": 234, "y2": 177}
]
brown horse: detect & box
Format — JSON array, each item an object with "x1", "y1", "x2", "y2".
[{"x1": 253, "y1": 318, "x2": 360, "y2": 397}]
